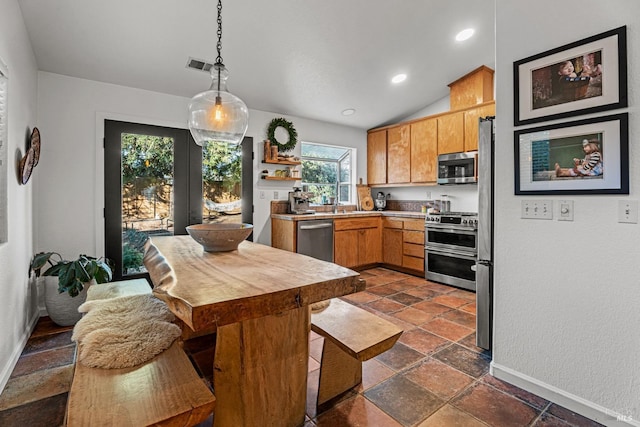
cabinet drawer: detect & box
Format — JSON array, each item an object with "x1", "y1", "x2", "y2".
[
  {"x1": 403, "y1": 242, "x2": 424, "y2": 258},
  {"x1": 403, "y1": 230, "x2": 424, "y2": 245},
  {"x1": 403, "y1": 219, "x2": 425, "y2": 231},
  {"x1": 403, "y1": 255, "x2": 424, "y2": 272},
  {"x1": 382, "y1": 217, "x2": 403, "y2": 229},
  {"x1": 334, "y1": 217, "x2": 379, "y2": 231}
]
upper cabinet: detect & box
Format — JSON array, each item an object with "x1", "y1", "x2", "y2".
[
  {"x1": 367, "y1": 129, "x2": 387, "y2": 185},
  {"x1": 436, "y1": 112, "x2": 464, "y2": 155},
  {"x1": 448, "y1": 65, "x2": 494, "y2": 111},
  {"x1": 463, "y1": 102, "x2": 496, "y2": 152},
  {"x1": 387, "y1": 125, "x2": 410, "y2": 184},
  {"x1": 410, "y1": 118, "x2": 437, "y2": 183}
]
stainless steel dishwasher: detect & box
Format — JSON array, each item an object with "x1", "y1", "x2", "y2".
[{"x1": 296, "y1": 219, "x2": 334, "y2": 262}]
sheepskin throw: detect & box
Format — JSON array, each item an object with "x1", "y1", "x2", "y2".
[{"x1": 72, "y1": 293, "x2": 181, "y2": 369}]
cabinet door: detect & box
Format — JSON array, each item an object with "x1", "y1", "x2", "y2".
[
  {"x1": 359, "y1": 228, "x2": 381, "y2": 265},
  {"x1": 410, "y1": 118, "x2": 437, "y2": 183},
  {"x1": 334, "y1": 230, "x2": 359, "y2": 268},
  {"x1": 382, "y1": 228, "x2": 403, "y2": 266},
  {"x1": 367, "y1": 130, "x2": 387, "y2": 185},
  {"x1": 437, "y1": 112, "x2": 464, "y2": 154},
  {"x1": 464, "y1": 103, "x2": 495, "y2": 152},
  {"x1": 386, "y1": 125, "x2": 410, "y2": 184}
]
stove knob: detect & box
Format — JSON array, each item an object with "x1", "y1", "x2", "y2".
[{"x1": 462, "y1": 219, "x2": 468, "y2": 225}]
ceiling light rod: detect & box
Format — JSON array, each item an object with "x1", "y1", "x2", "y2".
[{"x1": 188, "y1": 0, "x2": 249, "y2": 146}]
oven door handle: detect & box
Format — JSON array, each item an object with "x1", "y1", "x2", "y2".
[
  {"x1": 425, "y1": 247, "x2": 477, "y2": 260},
  {"x1": 425, "y1": 226, "x2": 477, "y2": 234}
]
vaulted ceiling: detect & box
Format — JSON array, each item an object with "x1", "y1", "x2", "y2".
[{"x1": 18, "y1": 0, "x2": 495, "y2": 130}]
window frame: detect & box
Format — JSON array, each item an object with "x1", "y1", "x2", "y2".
[{"x1": 300, "y1": 141, "x2": 354, "y2": 204}]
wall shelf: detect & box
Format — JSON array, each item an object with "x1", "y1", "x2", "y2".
[
  {"x1": 262, "y1": 159, "x2": 301, "y2": 166},
  {"x1": 261, "y1": 176, "x2": 300, "y2": 181}
]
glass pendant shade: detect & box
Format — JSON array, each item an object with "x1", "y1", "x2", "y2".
[{"x1": 188, "y1": 63, "x2": 249, "y2": 146}]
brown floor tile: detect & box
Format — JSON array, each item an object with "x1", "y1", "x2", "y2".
[
  {"x1": 532, "y1": 412, "x2": 573, "y2": 427},
  {"x1": 448, "y1": 289, "x2": 476, "y2": 302},
  {"x1": 306, "y1": 368, "x2": 320, "y2": 419},
  {"x1": 457, "y1": 333, "x2": 491, "y2": 356},
  {"x1": 432, "y1": 344, "x2": 490, "y2": 379},
  {"x1": 395, "y1": 276, "x2": 430, "y2": 287},
  {"x1": 310, "y1": 330, "x2": 322, "y2": 341},
  {"x1": 391, "y1": 307, "x2": 434, "y2": 326},
  {"x1": 29, "y1": 317, "x2": 74, "y2": 338},
  {"x1": 422, "y1": 281, "x2": 456, "y2": 293},
  {"x1": 441, "y1": 309, "x2": 477, "y2": 329},
  {"x1": 365, "y1": 298, "x2": 406, "y2": 314},
  {"x1": 375, "y1": 342, "x2": 424, "y2": 371},
  {"x1": 404, "y1": 287, "x2": 439, "y2": 300},
  {"x1": 374, "y1": 311, "x2": 416, "y2": 332},
  {"x1": 0, "y1": 392, "x2": 68, "y2": 427},
  {"x1": 366, "y1": 284, "x2": 402, "y2": 297},
  {"x1": 398, "y1": 328, "x2": 449, "y2": 355},
  {"x1": 460, "y1": 302, "x2": 477, "y2": 314},
  {"x1": 316, "y1": 395, "x2": 402, "y2": 427},
  {"x1": 0, "y1": 365, "x2": 73, "y2": 411},
  {"x1": 10, "y1": 345, "x2": 75, "y2": 378},
  {"x1": 308, "y1": 357, "x2": 320, "y2": 372},
  {"x1": 309, "y1": 336, "x2": 324, "y2": 362},
  {"x1": 364, "y1": 375, "x2": 444, "y2": 426},
  {"x1": 482, "y1": 375, "x2": 549, "y2": 410},
  {"x1": 387, "y1": 292, "x2": 423, "y2": 306},
  {"x1": 361, "y1": 359, "x2": 395, "y2": 391},
  {"x1": 405, "y1": 359, "x2": 475, "y2": 399},
  {"x1": 432, "y1": 294, "x2": 470, "y2": 309},
  {"x1": 421, "y1": 318, "x2": 474, "y2": 342},
  {"x1": 340, "y1": 291, "x2": 381, "y2": 305},
  {"x1": 412, "y1": 300, "x2": 452, "y2": 316},
  {"x1": 21, "y1": 330, "x2": 73, "y2": 356},
  {"x1": 363, "y1": 274, "x2": 404, "y2": 287},
  {"x1": 453, "y1": 383, "x2": 540, "y2": 427},
  {"x1": 545, "y1": 404, "x2": 606, "y2": 427},
  {"x1": 385, "y1": 280, "x2": 420, "y2": 293},
  {"x1": 304, "y1": 420, "x2": 316, "y2": 427},
  {"x1": 417, "y1": 404, "x2": 490, "y2": 427}
]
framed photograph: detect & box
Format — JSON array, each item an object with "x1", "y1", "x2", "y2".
[
  {"x1": 514, "y1": 113, "x2": 628, "y2": 195},
  {"x1": 514, "y1": 26, "x2": 627, "y2": 126}
]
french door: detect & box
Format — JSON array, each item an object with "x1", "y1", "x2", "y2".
[{"x1": 104, "y1": 120, "x2": 252, "y2": 281}]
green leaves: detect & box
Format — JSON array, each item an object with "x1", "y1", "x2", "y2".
[{"x1": 29, "y1": 252, "x2": 113, "y2": 298}]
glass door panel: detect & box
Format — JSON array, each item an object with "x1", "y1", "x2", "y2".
[{"x1": 202, "y1": 141, "x2": 242, "y2": 225}]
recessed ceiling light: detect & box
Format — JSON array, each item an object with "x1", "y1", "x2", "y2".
[
  {"x1": 342, "y1": 108, "x2": 356, "y2": 116},
  {"x1": 391, "y1": 73, "x2": 407, "y2": 84},
  {"x1": 455, "y1": 28, "x2": 475, "y2": 41}
]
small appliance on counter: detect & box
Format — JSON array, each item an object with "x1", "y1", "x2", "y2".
[
  {"x1": 287, "y1": 187, "x2": 315, "y2": 215},
  {"x1": 374, "y1": 192, "x2": 387, "y2": 211}
]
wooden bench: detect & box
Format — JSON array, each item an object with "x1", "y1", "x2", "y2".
[
  {"x1": 310, "y1": 298, "x2": 403, "y2": 410},
  {"x1": 66, "y1": 279, "x2": 216, "y2": 426}
]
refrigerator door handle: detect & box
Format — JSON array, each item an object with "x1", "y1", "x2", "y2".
[{"x1": 477, "y1": 259, "x2": 493, "y2": 267}]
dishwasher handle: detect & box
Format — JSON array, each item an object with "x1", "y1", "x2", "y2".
[{"x1": 299, "y1": 223, "x2": 333, "y2": 230}]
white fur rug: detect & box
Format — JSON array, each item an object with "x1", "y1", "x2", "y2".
[{"x1": 72, "y1": 293, "x2": 181, "y2": 369}]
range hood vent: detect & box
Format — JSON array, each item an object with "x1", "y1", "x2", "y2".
[{"x1": 186, "y1": 57, "x2": 214, "y2": 72}]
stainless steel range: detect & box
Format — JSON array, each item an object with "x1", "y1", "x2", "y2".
[{"x1": 424, "y1": 212, "x2": 478, "y2": 291}]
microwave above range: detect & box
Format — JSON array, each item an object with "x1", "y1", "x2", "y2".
[{"x1": 437, "y1": 151, "x2": 478, "y2": 185}]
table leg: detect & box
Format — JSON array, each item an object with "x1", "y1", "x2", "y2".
[{"x1": 213, "y1": 306, "x2": 310, "y2": 427}]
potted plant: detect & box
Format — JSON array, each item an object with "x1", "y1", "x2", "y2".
[{"x1": 29, "y1": 252, "x2": 113, "y2": 326}]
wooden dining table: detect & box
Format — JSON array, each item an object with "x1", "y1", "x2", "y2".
[{"x1": 143, "y1": 236, "x2": 365, "y2": 427}]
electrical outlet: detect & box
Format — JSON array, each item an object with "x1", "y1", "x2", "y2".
[
  {"x1": 521, "y1": 200, "x2": 553, "y2": 220},
  {"x1": 426, "y1": 191, "x2": 431, "y2": 200},
  {"x1": 558, "y1": 200, "x2": 574, "y2": 221},
  {"x1": 260, "y1": 191, "x2": 265, "y2": 199},
  {"x1": 273, "y1": 191, "x2": 279, "y2": 199},
  {"x1": 618, "y1": 200, "x2": 638, "y2": 223}
]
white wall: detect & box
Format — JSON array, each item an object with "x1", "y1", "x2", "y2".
[
  {"x1": 34, "y1": 72, "x2": 366, "y2": 255},
  {"x1": 0, "y1": 0, "x2": 40, "y2": 393},
  {"x1": 494, "y1": 2, "x2": 639, "y2": 425}
]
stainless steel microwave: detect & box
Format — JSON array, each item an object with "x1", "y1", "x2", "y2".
[{"x1": 437, "y1": 151, "x2": 478, "y2": 184}]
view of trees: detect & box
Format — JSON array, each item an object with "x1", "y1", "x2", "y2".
[{"x1": 301, "y1": 142, "x2": 352, "y2": 203}]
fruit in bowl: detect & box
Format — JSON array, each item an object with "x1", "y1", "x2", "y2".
[{"x1": 186, "y1": 223, "x2": 254, "y2": 252}]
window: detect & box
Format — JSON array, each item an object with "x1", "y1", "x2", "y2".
[{"x1": 301, "y1": 142, "x2": 354, "y2": 204}]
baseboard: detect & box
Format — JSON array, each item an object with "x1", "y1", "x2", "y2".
[
  {"x1": 491, "y1": 362, "x2": 638, "y2": 427},
  {"x1": 0, "y1": 311, "x2": 41, "y2": 394}
]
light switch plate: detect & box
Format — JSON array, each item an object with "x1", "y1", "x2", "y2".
[
  {"x1": 618, "y1": 200, "x2": 638, "y2": 223},
  {"x1": 521, "y1": 200, "x2": 553, "y2": 220},
  {"x1": 558, "y1": 200, "x2": 574, "y2": 221}
]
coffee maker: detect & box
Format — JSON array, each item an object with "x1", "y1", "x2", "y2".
[{"x1": 288, "y1": 187, "x2": 315, "y2": 215}]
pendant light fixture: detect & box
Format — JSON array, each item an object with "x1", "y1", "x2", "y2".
[{"x1": 188, "y1": 0, "x2": 248, "y2": 146}]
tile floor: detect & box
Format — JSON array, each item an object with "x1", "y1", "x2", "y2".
[{"x1": 0, "y1": 267, "x2": 603, "y2": 427}]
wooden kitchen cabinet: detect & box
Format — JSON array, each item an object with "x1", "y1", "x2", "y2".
[
  {"x1": 367, "y1": 130, "x2": 387, "y2": 185},
  {"x1": 386, "y1": 125, "x2": 410, "y2": 184},
  {"x1": 463, "y1": 102, "x2": 495, "y2": 152},
  {"x1": 437, "y1": 111, "x2": 464, "y2": 155},
  {"x1": 410, "y1": 118, "x2": 438, "y2": 183},
  {"x1": 382, "y1": 217, "x2": 424, "y2": 273},
  {"x1": 382, "y1": 228, "x2": 403, "y2": 266},
  {"x1": 334, "y1": 218, "x2": 381, "y2": 268}
]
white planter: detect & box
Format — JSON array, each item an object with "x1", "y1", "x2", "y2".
[{"x1": 44, "y1": 277, "x2": 93, "y2": 326}]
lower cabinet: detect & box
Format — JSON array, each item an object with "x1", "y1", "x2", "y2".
[
  {"x1": 382, "y1": 217, "x2": 425, "y2": 273},
  {"x1": 334, "y1": 218, "x2": 381, "y2": 269}
]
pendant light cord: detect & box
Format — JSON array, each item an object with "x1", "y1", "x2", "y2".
[{"x1": 215, "y1": 0, "x2": 223, "y2": 95}]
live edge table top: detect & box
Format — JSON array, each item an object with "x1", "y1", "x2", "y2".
[{"x1": 143, "y1": 236, "x2": 365, "y2": 332}]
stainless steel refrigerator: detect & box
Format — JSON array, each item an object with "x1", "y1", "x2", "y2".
[{"x1": 476, "y1": 116, "x2": 495, "y2": 351}]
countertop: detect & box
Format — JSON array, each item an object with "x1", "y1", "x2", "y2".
[{"x1": 271, "y1": 210, "x2": 426, "y2": 221}]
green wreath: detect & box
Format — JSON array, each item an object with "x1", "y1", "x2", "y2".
[{"x1": 267, "y1": 118, "x2": 298, "y2": 152}]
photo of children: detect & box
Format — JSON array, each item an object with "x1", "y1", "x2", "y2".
[
  {"x1": 531, "y1": 50, "x2": 603, "y2": 110},
  {"x1": 531, "y1": 132, "x2": 604, "y2": 182}
]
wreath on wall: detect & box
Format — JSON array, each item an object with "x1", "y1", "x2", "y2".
[{"x1": 267, "y1": 117, "x2": 298, "y2": 152}]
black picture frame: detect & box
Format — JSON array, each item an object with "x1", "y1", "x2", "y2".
[
  {"x1": 514, "y1": 113, "x2": 628, "y2": 195},
  {"x1": 514, "y1": 26, "x2": 627, "y2": 126}
]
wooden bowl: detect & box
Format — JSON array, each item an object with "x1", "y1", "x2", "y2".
[{"x1": 186, "y1": 223, "x2": 253, "y2": 252}]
